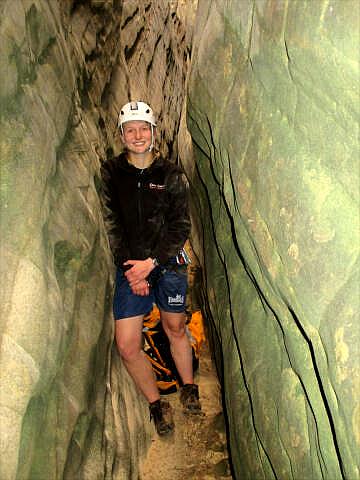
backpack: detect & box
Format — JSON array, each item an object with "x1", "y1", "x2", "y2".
[{"x1": 142, "y1": 306, "x2": 205, "y2": 394}]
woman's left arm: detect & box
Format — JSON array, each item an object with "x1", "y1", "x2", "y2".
[{"x1": 151, "y1": 168, "x2": 191, "y2": 265}]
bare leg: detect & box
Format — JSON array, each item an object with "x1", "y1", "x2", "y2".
[
  {"x1": 160, "y1": 310, "x2": 194, "y2": 385},
  {"x1": 115, "y1": 315, "x2": 160, "y2": 403}
]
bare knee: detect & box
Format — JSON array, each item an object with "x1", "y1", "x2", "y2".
[
  {"x1": 115, "y1": 316, "x2": 144, "y2": 363},
  {"x1": 163, "y1": 320, "x2": 186, "y2": 340},
  {"x1": 116, "y1": 338, "x2": 141, "y2": 362}
]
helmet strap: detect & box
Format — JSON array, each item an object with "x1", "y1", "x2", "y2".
[{"x1": 148, "y1": 124, "x2": 154, "y2": 152}]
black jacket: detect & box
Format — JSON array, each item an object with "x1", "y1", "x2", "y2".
[{"x1": 101, "y1": 152, "x2": 191, "y2": 266}]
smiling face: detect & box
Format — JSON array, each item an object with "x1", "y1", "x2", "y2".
[{"x1": 121, "y1": 120, "x2": 154, "y2": 155}]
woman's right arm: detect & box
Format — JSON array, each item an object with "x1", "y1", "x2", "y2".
[{"x1": 100, "y1": 160, "x2": 130, "y2": 265}]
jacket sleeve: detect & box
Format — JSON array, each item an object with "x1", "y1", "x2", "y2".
[
  {"x1": 152, "y1": 168, "x2": 191, "y2": 264},
  {"x1": 100, "y1": 160, "x2": 130, "y2": 265}
]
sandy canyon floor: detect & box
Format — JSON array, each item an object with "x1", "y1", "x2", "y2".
[{"x1": 140, "y1": 342, "x2": 233, "y2": 480}]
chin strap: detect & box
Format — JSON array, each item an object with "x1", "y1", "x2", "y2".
[{"x1": 148, "y1": 124, "x2": 154, "y2": 152}]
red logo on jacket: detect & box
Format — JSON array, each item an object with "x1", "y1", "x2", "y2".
[{"x1": 149, "y1": 183, "x2": 166, "y2": 190}]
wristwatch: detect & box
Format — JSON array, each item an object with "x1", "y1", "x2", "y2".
[{"x1": 151, "y1": 257, "x2": 159, "y2": 267}]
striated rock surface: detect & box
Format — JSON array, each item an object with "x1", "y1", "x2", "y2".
[
  {"x1": 0, "y1": 1, "x2": 191, "y2": 478},
  {"x1": 4, "y1": 0, "x2": 359, "y2": 478},
  {"x1": 186, "y1": 1, "x2": 359, "y2": 479},
  {"x1": 103, "y1": 0, "x2": 194, "y2": 162}
]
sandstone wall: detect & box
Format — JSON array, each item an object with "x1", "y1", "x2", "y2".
[
  {"x1": 103, "y1": 0, "x2": 195, "y2": 162},
  {"x1": 0, "y1": 1, "x2": 191, "y2": 478},
  {"x1": 185, "y1": 1, "x2": 359, "y2": 479}
]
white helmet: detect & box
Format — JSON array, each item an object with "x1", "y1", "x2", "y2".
[
  {"x1": 117, "y1": 101, "x2": 156, "y2": 129},
  {"x1": 118, "y1": 101, "x2": 157, "y2": 152}
]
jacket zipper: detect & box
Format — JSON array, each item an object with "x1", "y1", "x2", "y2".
[{"x1": 137, "y1": 169, "x2": 144, "y2": 231}]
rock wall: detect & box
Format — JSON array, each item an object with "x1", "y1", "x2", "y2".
[
  {"x1": 3, "y1": 0, "x2": 358, "y2": 478},
  {"x1": 0, "y1": 1, "x2": 191, "y2": 478},
  {"x1": 186, "y1": 1, "x2": 359, "y2": 479},
  {"x1": 102, "y1": 0, "x2": 196, "y2": 162}
]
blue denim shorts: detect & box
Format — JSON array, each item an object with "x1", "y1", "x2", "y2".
[{"x1": 113, "y1": 266, "x2": 188, "y2": 320}]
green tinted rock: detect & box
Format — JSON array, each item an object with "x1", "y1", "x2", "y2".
[
  {"x1": 0, "y1": 2, "x2": 151, "y2": 479},
  {"x1": 187, "y1": 1, "x2": 359, "y2": 479}
]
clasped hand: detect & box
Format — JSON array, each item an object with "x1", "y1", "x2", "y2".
[{"x1": 123, "y1": 258, "x2": 155, "y2": 296}]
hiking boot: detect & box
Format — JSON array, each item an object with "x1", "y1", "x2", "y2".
[
  {"x1": 180, "y1": 383, "x2": 202, "y2": 414},
  {"x1": 149, "y1": 400, "x2": 174, "y2": 436}
]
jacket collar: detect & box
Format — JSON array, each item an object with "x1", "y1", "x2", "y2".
[{"x1": 116, "y1": 151, "x2": 164, "y2": 173}]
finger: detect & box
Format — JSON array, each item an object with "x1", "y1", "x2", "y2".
[
  {"x1": 131, "y1": 280, "x2": 145, "y2": 292},
  {"x1": 138, "y1": 287, "x2": 149, "y2": 296},
  {"x1": 133, "y1": 281, "x2": 150, "y2": 296},
  {"x1": 133, "y1": 287, "x2": 147, "y2": 296},
  {"x1": 128, "y1": 274, "x2": 146, "y2": 285},
  {"x1": 125, "y1": 269, "x2": 136, "y2": 279},
  {"x1": 124, "y1": 260, "x2": 137, "y2": 266}
]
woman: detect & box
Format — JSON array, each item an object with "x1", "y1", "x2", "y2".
[{"x1": 101, "y1": 101, "x2": 201, "y2": 436}]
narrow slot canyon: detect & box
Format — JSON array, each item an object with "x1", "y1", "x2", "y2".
[{"x1": 0, "y1": 1, "x2": 359, "y2": 480}]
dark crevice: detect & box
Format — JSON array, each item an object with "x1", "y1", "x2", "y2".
[
  {"x1": 225, "y1": 149, "x2": 240, "y2": 216},
  {"x1": 191, "y1": 166, "x2": 232, "y2": 473},
  {"x1": 78, "y1": 68, "x2": 92, "y2": 109},
  {"x1": 55, "y1": 100, "x2": 75, "y2": 166},
  {"x1": 70, "y1": 0, "x2": 88, "y2": 16},
  {"x1": 293, "y1": 369, "x2": 328, "y2": 477},
  {"x1": 121, "y1": 7, "x2": 139, "y2": 30},
  {"x1": 284, "y1": 38, "x2": 291, "y2": 63},
  {"x1": 37, "y1": 36, "x2": 56, "y2": 65},
  {"x1": 124, "y1": 26, "x2": 144, "y2": 61},
  {"x1": 188, "y1": 113, "x2": 271, "y2": 466},
  {"x1": 85, "y1": 49, "x2": 102, "y2": 62},
  {"x1": 249, "y1": 56, "x2": 254, "y2": 71},
  {"x1": 98, "y1": 117, "x2": 105, "y2": 130},
  {"x1": 284, "y1": 39, "x2": 294, "y2": 82},
  {"x1": 113, "y1": 0, "x2": 122, "y2": 14},
  {"x1": 105, "y1": 147, "x2": 114, "y2": 161},
  {"x1": 202, "y1": 119, "x2": 279, "y2": 476},
  {"x1": 193, "y1": 155, "x2": 278, "y2": 480},
  {"x1": 146, "y1": 34, "x2": 162, "y2": 78},
  {"x1": 98, "y1": 281, "x2": 117, "y2": 475},
  {"x1": 247, "y1": 1, "x2": 256, "y2": 66},
  {"x1": 167, "y1": 140, "x2": 173, "y2": 161},
  {"x1": 286, "y1": 306, "x2": 346, "y2": 480},
  {"x1": 188, "y1": 106, "x2": 347, "y2": 479},
  {"x1": 166, "y1": 46, "x2": 174, "y2": 72},
  {"x1": 110, "y1": 448, "x2": 117, "y2": 476},
  {"x1": 100, "y1": 81, "x2": 111, "y2": 108},
  {"x1": 10, "y1": 41, "x2": 37, "y2": 86}
]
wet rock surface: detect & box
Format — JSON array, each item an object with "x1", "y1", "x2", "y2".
[{"x1": 186, "y1": 1, "x2": 359, "y2": 479}]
